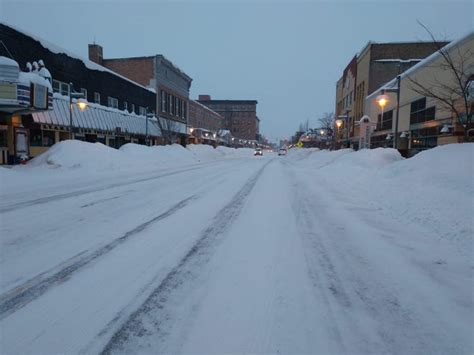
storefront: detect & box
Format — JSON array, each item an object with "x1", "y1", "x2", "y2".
[
  {"x1": 22, "y1": 94, "x2": 162, "y2": 157},
  {"x1": 0, "y1": 56, "x2": 53, "y2": 164}
]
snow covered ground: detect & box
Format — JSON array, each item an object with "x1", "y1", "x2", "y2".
[{"x1": 0, "y1": 142, "x2": 472, "y2": 354}]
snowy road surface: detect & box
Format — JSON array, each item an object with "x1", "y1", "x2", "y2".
[{"x1": 0, "y1": 146, "x2": 472, "y2": 354}]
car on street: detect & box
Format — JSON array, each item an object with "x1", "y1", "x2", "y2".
[
  {"x1": 278, "y1": 148, "x2": 287, "y2": 156},
  {"x1": 254, "y1": 148, "x2": 263, "y2": 156}
]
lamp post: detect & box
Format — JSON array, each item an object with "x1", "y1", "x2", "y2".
[
  {"x1": 335, "y1": 119, "x2": 343, "y2": 149},
  {"x1": 145, "y1": 108, "x2": 154, "y2": 146},
  {"x1": 337, "y1": 109, "x2": 351, "y2": 148},
  {"x1": 69, "y1": 83, "x2": 87, "y2": 140},
  {"x1": 376, "y1": 75, "x2": 401, "y2": 149}
]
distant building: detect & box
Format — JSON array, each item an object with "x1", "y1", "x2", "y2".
[
  {"x1": 335, "y1": 40, "x2": 449, "y2": 149},
  {"x1": 88, "y1": 46, "x2": 192, "y2": 144},
  {"x1": 188, "y1": 100, "x2": 224, "y2": 145},
  {"x1": 197, "y1": 95, "x2": 259, "y2": 141}
]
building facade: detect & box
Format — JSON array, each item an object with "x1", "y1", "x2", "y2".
[
  {"x1": 0, "y1": 23, "x2": 160, "y2": 163},
  {"x1": 197, "y1": 95, "x2": 259, "y2": 141},
  {"x1": 335, "y1": 40, "x2": 448, "y2": 148},
  {"x1": 188, "y1": 99, "x2": 223, "y2": 144},
  {"x1": 365, "y1": 32, "x2": 474, "y2": 156},
  {"x1": 88, "y1": 47, "x2": 193, "y2": 144}
]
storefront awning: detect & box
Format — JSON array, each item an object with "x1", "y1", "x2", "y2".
[{"x1": 31, "y1": 95, "x2": 161, "y2": 137}]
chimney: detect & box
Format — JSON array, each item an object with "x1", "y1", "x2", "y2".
[
  {"x1": 199, "y1": 94, "x2": 211, "y2": 101},
  {"x1": 88, "y1": 44, "x2": 103, "y2": 65}
]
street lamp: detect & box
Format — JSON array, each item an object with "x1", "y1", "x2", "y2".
[
  {"x1": 375, "y1": 75, "x2": 401, "y2": 149},
  {"x1": 335, "y1": 119, "x2": 343, "y2": 149},
  {"x1": 69, "y1": 83, "x2": 88, "y2": 139},
  {"x1": 337, "y1": 110, "x2": 351, "y2": 148}
]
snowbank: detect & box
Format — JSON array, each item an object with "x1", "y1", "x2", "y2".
[
  {"x1": 291, "y1": 144, "x2": 474, "y2": 253},
  {"x1": 13, "y1": 141, "x2": 252, "y2": 173}
]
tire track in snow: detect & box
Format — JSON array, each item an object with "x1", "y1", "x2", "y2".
[
  {"x1": 0, "y1": 162, "x2": 220, "y2": 213},
  {"x1": 0, "y1": 194, "x2": 199, "y2": 320},
  {"x1": 288, "y1": 166, "x2": 464, "y2": 354},
  {"x1": 99, "y1": 160, "x2": 272, "y2": 354}
]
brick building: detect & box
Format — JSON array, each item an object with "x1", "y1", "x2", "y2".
[
  {"x1": 335, "y1": 41, "x2": 448, "y2": 148},
  {"x1": 88, "y1": 46, "x2": 192, "y2": 144},
  {"x1": 188, "y1": 100, "x2": 223, "y2": 144},
  {"x1": 197, "y1": 95, "x2": 259, "y2": 141}
]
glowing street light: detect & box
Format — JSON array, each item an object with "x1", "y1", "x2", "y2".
[
  {"x1": 375, "y1": 75, "x2": 401, "y2": 149},
  {"x1": 376, "y1": 94, "x2": 389, "y2": 109},
  {"x1": 335, "y1": 119, "x2": 343, "y2": 128},
  {"x1": 69, "y1": 83, "x2": 88, "y2": 139},
  {"x1": 77, "y1": 98, "x2": 88, "y2": 111}
]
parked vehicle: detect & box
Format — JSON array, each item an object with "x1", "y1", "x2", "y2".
[
  {"x1": 254, "y1": 148, "x2": 263, "y2": 156},
  {"x1": 278, "y1": 148, "x2": 287, "y2": 156}
]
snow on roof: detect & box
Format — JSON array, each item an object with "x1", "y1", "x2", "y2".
[
  {"x1": 374, "y1": 59, "x2": 423, "y2": 63},
  {"x1": 2, "y1": 22, "x2": 156, "y2": 94},
  {"x1": 33, "y1": 93, "x2": 161, "y2": 136},
  {"x1": 366, "y1": 31, "x2": 474, "y2": 101},
  {"x1": 19, "y1": 71, "x2": 52, "y2": 90},
  {"x1": 191, "y1": 100, "x2": 224, "y2": 118},
  {"x1": 0, "y1": 56, "x2": 19, "y2": 67}
]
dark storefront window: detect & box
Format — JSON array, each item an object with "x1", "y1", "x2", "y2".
[
  {"x1": 411, "y1": 127, "x2": 438, "y2": 151},
  {"x1": 371, "y1": 134, "x2": 391, "y2": 148},
  {"x1": 30, "y1": 128, "x2": 42, "y2": 146},
  {"x1": 42, "y1": 130, "x2": 56, "y2": 146},
  {"x1": 377, "y1": 110, "x2": 393, "y2": 131},
  {"x1": 0, "y1": 129, "x2": 7, "y2": 147},
  {"x1": 410, "y1": 98, "x2": 436, "y2": 124}
]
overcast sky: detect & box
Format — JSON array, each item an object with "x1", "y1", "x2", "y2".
[{"x1": 1, "y1": 0, "x2": 472, "y2": 141}]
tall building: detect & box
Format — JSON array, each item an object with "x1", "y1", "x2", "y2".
[
  {"x1": 335, "y1": 41, "x2": 448, "y2": 149},
  {"x1": 197, "y1": 95, "x2": 259, "y2": 141},
  {"x1": 88, "y1": 45, "x2": 192, "y2": 144}
]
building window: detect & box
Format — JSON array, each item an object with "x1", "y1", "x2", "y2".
[
  {"x1": 168, "y1": 93, "x2": 173, "y2": 113},
  {"x1": 410, "y1": 98, "x2": 436, "y2": 125},
  {"x1": 377, "y1": 109, "x2": 393, "y2": 131},
  {"x1": 139, "y1": 106, "x2": 147, "y2": 116},
  {"x1": 52, "y1": 80, "x2": 70, "y2": 96},
  {"x1": 94, "y1": 92, "x2": 101, "y2": 104},
  {"x1": 171, "y1": 96, "x2": 176, "y2": 116},
  {"x1": 160, "y1": 90, "x2": 166, "y2": 112},
  {"x1": 42, "y1": 130, "x2": 56, "y2": 147},
  {"x1": 30, "y1": 128, "x2": 42, "y2": 147},
  {"x1": 108, "y1": 96, "x2": 118, "y2": 109},
  {"x1": 131, "y1": 103, "x2": 135, "y2": 113},
  {"x1": 411, "y1": 127, "x2": 438, "y2": 151},
  {"x1": 60, "y1": 82, "x2": 70, "y2": 96},
  {"x1": 80, "y1": 88, "x2": 87, "y2": 100},
  {"x1": 124, "y1": 101, "x2": 128, "y2": 111},
  {"x1": 53, "y1": 80, "x2": 60, "y2": 93}
]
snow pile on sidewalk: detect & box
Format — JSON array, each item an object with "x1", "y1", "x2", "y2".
[
  {"x1": 293, "y1": 144, "x2": 474, "y2": 252},
  {"x1": 11, "y1": 141, "x2": 253, "y2": 173}
]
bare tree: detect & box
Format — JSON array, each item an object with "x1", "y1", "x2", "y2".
[
  {"x1": 318, "y1": 112, "x2": 334, "y2": 130},
  {"x1": 407, "y1": 22, "x2": 473, "y2": 138}
]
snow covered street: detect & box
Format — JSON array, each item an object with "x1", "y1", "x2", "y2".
[{"x1": 0, "y1": 143, "x2": 472, "y2": 354}]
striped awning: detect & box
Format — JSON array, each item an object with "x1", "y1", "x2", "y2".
[{"x1": 32, "y1": 96, "x2": 162, "y2": 137}]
